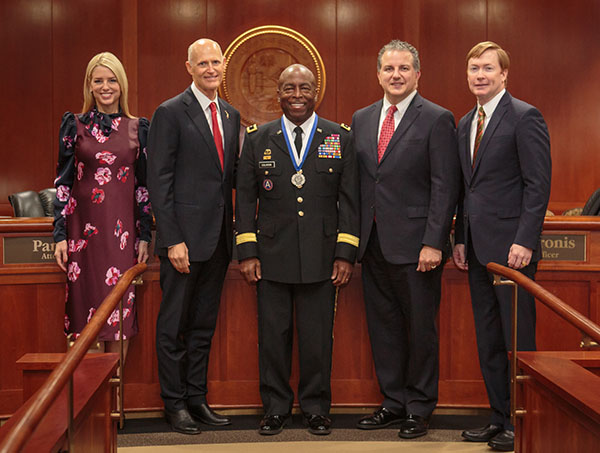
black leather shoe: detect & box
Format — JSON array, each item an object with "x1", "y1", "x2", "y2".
[
  {"x1": 164, "y1": 408, "x2": 201, "y2": 435},
  {"x1": 398, "y1": 414, "x2": 428, "y2": 439},
  {"x1": 462, "y1": 424, "x2": 504, "y2": 442},
  {"x1": 188, "y1": 402, "x2": 231, "y2": 426},
  {"x1": 304, "y1": 414, "x2": 332, "y2": 435},
  {"x1": 356, "y1": 407, "x2": 405, "y2": 430},
  {"x1": 258, "y1": 414, "x2": 289, "y2": 435},
  {"x1": 488, "y1": 429, "x2": 515, "y2": 451}
]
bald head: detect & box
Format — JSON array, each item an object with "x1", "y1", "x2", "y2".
[
  {"x1": 278, "y1": 64, "x2": 316, "y2": 90},
  {"x1": 185, "y1": 38, "x2": 224, "y2": 99},
  {"x1": 277, "y1": 64, "x2": 317, "y2": 126},
  {"x1": 188, "y1": 38, "x2": 222, "y2": 63}
]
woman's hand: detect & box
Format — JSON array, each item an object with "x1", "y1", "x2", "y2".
[{"x1": 54, "y1": 240, "x2": 68, "y2": 272}]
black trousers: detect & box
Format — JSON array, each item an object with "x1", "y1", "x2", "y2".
[
  {"x1": 155, "y1": 228, "x2": 229, "y2": 412},
  {"x1": 467, "y1": 244, "x2": 537, "y2": 430},
  {"x1": 361, "y1": 226, "x2": 442, "y2": 418},
  {"x1": 256, "y1": 278, "x2": 336, "y2": 416}
]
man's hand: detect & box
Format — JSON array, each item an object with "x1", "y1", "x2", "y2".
[
  {"x1": 507, "y1": 243, "x2": 533, "y2": 269},
  {"x1": 452, "y1": 243, "x2": 468, "y2": 271},
  {"x1": 54, "y1": 240, "x2": 68, "y2": 272},
  {"x1": 240, "y1": 258, "x2": 262, "y2": 284},
  {"x1": 168, "y1": 242, "x2": 190, "y2": 273},
  {"x1": 331, "y1": 258, "x2": 353, "y2": 287},
  {"x1": 417, "y1": 245, "x2": 442, "y2": 272},
  {"x1": 137, "y1": 240, "x2": 150, "y2": 264}
]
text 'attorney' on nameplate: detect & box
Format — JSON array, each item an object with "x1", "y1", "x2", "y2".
[
  {"x1": 541, "y1": 234, "x2": 586, "y2": 261},
  {"x1": 3, "y1": 236, "x2": 56, "y2": 264}
]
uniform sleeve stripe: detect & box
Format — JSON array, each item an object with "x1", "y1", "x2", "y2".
[
  {"x1": 337, "y1": 233, "x2": 359, "y2": 248},
  {"x1": 236, "y1": 232, "x2": 257, "y2": 245}
]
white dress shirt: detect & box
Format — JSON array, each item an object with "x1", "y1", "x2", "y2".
[{"x1": 469, "y1": 88, "x2": 506, "y2": 160}]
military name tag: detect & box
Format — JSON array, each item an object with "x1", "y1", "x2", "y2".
[
  {"x1": 291, "y1": 171, "x2": 306, "y2": 188},
  {"x1": 259, "y1": 161, "x2": 276, "y2": 169}
]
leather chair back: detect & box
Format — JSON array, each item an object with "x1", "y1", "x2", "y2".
[{"x1": 8, "y1": 190, "x2": 46, "y2": 217}]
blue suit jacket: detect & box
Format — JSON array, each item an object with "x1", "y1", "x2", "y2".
[
  {"x1": 147, "y1": 87, "x2": 240, "y2": 261},
  {"x1": 353, "y1": 93, "x2": 461, "y2": 264},
  {"x1": 454, "y1": 91, "x2": 551, "y2": 265}
]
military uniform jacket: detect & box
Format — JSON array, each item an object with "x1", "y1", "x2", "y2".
[{"x1": 235, "y1": 116, "x2": 360, "y2": 284}]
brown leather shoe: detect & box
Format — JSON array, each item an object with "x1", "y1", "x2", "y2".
[{"x1": 356, "y1": 407, "x2": 405, "y2": 430}]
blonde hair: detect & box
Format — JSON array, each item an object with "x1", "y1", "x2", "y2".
[{"x1": 82, "y1": 52, "x2": 134, "y2": 118}]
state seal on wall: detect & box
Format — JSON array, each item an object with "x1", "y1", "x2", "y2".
[{"x1": 219, "y1": 25, "x2": 326, "y2": 126}]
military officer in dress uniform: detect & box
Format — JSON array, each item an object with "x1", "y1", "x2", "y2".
[{"x1": 235, "y1": 64, "x2": 360, "y2": 436}]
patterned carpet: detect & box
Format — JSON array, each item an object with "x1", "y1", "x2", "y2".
[{"x1": 118, "y1": 412, "x2": 493, "y2": 450}]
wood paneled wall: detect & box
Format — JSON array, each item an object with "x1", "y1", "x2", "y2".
[{"x1": 0, "y1": 0, "x2": 599, "y2": 215}]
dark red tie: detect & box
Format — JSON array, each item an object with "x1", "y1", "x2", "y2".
[
  {"x1": 209, "y1": 102, "x2": 224, "y2": 169},
  {"x1": 378, "y1": 105, "x2": 397, "y2": 162},
  {"x1": 472, "y1": 106, "x2": 485, "y2": 168}
]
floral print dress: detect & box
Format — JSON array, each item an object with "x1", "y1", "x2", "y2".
[{"x1": 53, "y1": 109, "x2": 152, "y2": 341}]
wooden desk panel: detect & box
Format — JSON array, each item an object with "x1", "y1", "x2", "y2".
[{"x1": 1, "y1": 217, "x2": 599, "y2": 415}]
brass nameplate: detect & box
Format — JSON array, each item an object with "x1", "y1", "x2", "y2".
[
  {"x1": 3, "y1": 236, "x2": 56, "y2": 264},
  {"x1": 541, "y1": 234, "x2": 586, "y2": 261}
]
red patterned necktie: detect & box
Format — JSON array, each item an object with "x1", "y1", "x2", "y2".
[
  {"x1": 472, "y1": 106, "x2": 485, "y2": 168},
  {"x1": 209, "y1": 102, "x2": 224, "y2": 169},
  {"x1": 377, "y1": 105, "x2": 397, "y2": 162}
]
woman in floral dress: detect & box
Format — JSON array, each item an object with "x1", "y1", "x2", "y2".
[{"x1": 53, "y1": 52, "x2": 151, "y2": 359}]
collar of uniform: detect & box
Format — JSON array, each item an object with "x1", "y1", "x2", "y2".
[{"x1": 281, "y1": 112, "x2": 316, "y2": 139}]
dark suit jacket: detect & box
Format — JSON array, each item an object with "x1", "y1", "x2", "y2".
[
  {"x1": 235, "y1": 116, "x2": 360, "y2": 284},
  {"x1": 352, "y1": 93, "x2": 460, "y2": 264},
  {"x1": 454, "y1": 91, "x2": 551, "y2": 265},
  {"x1": 147, "y1": 87, "x2": 240, "y2": 261}
]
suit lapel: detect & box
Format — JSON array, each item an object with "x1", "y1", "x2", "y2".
[
  {"x1": 270, "y1": 121, "x2": 289, "y2": 159},
  {"x1": 472, "y1": 92, "x2": 509, "y2": 176},
  {"x1": 461, "y1": 107, "x2": 476, "y2": 184},
  {"x1": 183, "y1": 88, "x2": 223, "y2": 174},
  {"x1": 218, "y1": 98, "x2": 234, "y2": 173},
  {"x1": 368, "y1": 101, "x2": 383, "y2": 165},
  {"x1": 379, "y1": 94, "x2": 421, "y2": 166}
]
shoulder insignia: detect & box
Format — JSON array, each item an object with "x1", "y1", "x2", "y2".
[
  {"x1": 340, "y1": 123, "x2": 351, "y2": 132},
  {"x1": 246, "y1": 124, "x2": 258, "y2": 134}
]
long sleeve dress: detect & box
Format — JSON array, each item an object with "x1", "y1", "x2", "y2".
[{"x1": 53, "y1": 108, "x2": 152, "y2": 341}]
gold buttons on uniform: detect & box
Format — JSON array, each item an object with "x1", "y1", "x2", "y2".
[
  {"x1": 298, "y1": 211, "x2": 304, "y2": 217},
  {"x1": 265, "y1": 170, "x2": 269, "y2": 175},
  {"x1": 328, "y1": 168, "x2": 333, "y2": 173},
  {"x1": 297, "y1": 197, "x2": 303, "y2": 203}
]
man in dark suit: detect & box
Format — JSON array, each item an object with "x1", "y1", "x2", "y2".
[
  {"x1": 147, "y1": 38, "x2": 240, "y2": 435},
  {"x1": 352, "y1": 40, "x2": 460, "y2": 439},
  {"x1": 235, "y1": 64, "x2": 359, "y2": 436},
  {"x1": 453, "y1": 41, "x2": 551, "y2": 452}
]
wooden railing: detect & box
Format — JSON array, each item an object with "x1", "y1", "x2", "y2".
[
  {"x1": 487, "y1": 262, "x2": 600, "y2": 344},
  {"x1": 486, "y1": 262, "x2": 600, "y2": 426},
  {"x1": 0, "y1": 262, "x2": 147, "y2": 453}
]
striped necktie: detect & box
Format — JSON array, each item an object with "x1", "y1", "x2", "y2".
[{"x1": 472, "y1": 106, "x2": 485, "y2": 168}]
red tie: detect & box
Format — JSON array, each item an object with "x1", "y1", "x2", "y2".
[
  {"x1": 472, "y1": 106, "x2": 485, "y2": 168},
  {"x1": 209, "y1": 102, "x2": 224, "y2": 169},
  {"x1": 378, "y1": 105, "x2": 397, "y2": 162}
]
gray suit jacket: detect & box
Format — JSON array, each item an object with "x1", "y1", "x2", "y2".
[
  {"x1": 454, "y1": 91, "x2": 552, "y2": 265},
  {"x1": 147, "y1": 87, "x2": 240, "y2": 261}
]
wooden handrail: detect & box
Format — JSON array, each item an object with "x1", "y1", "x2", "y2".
[
  {"x1": 0, "y1": 262, "x2": 147, "y2": 453},
  {"x1": 487, "y1": 262, "x2": 600, "y2": 344}
]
